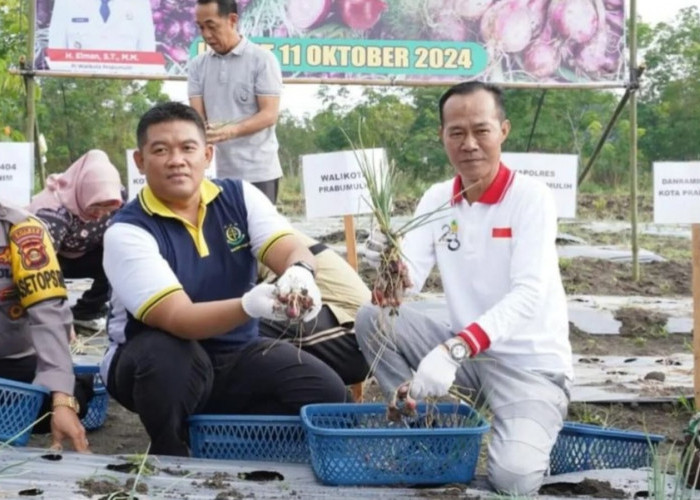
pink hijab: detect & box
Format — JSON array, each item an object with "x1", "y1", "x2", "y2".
[{"x1": 28, "y1": 150, "x2": 122, "y2": 221}]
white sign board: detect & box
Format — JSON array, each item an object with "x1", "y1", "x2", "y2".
[
  {"x1": 0, "y1": 143, "x2": 33, "y2": 207},
  {"x1": 502, "y1": 152, "x2": 578, "y2": 219},
  {"x1": 653, "y1": 162, "x2": 700, "y2": 224},
  {"x1": 302, "y1": 149, "x2": 385, "y2": 219},
  {"x1": 125, "y1": 149, "x2": 217, "y2": 201}
]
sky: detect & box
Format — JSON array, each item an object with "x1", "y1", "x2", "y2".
[{"x1": 164, "y1": 0, "x2": 698, "y2": 117}]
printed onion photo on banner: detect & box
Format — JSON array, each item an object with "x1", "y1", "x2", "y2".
[{"x1": 34, "y1": 0, "x2": 625, "y2": 84}]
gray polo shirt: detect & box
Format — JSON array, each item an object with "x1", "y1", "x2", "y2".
[{"x1": 188, "y1": 37, "x2": 283, "y2": 183}]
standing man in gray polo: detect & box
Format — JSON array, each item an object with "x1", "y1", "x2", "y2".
[{"x1": 188, "y1": 0, "x2": 283, "y2": 203}]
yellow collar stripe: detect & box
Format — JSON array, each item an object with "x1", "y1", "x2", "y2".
[{"x1": 137, "y1": 180, "x2": 222, "y2": 257}]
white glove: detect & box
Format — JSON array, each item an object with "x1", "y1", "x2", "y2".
[
  {"x1": 241, "y1": 283, "x2": 287, "y2": 321},
  {"x1": 409, "y1": 345, "x2": 460, "y2": 400},
  {"x1": 363, "y1": 228, "x2": 388, "y2": 270},
  {"x1": 276, "y1": 265, "x2": 322, "y2": 321}
]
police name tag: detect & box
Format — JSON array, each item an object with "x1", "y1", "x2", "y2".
[{"x1": 71, "y1": 17, "x2": 89, "y2": 23}]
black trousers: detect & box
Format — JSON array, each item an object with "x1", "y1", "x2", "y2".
[
  {"x1": 0, "y1": 356, "x2": 93, "y2": 433},
  {"x1": 259, "y1": 305, "x2": 370, "y2": 385},
  {"x1": 59, "y1": 246, "x2": 109, "y2": 319},
  {"x1": 107, "y1": 329, "x2": 347, "y2": 456},
  {"x1": 251, "y1": 178, "x2": 279, "y2": 205}
]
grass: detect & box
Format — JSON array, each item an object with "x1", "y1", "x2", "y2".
[
  {"x1": 568, "y1": 403, "x2": 611, "y2": 427},
  {"x1": 672, "y1": 396, "x2": 697, "y2": 418}
]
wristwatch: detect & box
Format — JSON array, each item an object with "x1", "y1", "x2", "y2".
[
  {"x1": 52, "y1": 395, "x2": 80, "y2": 414},
  {"x1": 444, "y1": 337, "x2": 469, "y2": 363},
  {"x1": 292, "y1": 260, "x2": 316, "y2": 278}
]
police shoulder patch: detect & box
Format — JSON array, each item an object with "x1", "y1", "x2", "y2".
[
  {"x1": 10, "y1": 223, "x2": 49, "y2": 270},
  {"x1": 9, "y1": 219, "x2": 67, "y2": 308}
]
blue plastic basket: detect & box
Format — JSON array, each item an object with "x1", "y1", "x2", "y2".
[
  {"x1": 189, "y1": 414, "x2": 309, "y2": 463},
  {"x1": 0, "y1": 377, "x2": 49, "y2": 446},
  {"x1": 73, "y1": 364, "x2": 109, "y2": 431},
  {"x1": 549, "y1": 422, "x2": 665, "y2": 475},
  {"x1": 301, "y1": 402, "x2": 490, "y2": 486}
]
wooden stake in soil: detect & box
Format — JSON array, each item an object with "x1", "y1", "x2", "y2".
[
  {"x1": 343, "y1": 214, "x2": 364, "y2": 401},
  {"x1": 343, "y1": 215, "x2": 358, "y2": 271},
  {"x1": 693, "y1": 224, "x2": 700, "y2": 403}
]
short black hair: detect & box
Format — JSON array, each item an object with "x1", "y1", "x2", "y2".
[
  {"x1": 196, "y1": 0, "x2": 238, "y2": 16},
  {"x1": 438, "y1": 81, "x2": 506, "y2": 124},
  {"x1": 136, "y1": 102, "x2": 206, "y2": 148}
]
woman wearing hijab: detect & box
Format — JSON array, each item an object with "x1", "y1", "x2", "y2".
[{"x1": 28, "y1": 150, "x2": 123, "y2": 331}]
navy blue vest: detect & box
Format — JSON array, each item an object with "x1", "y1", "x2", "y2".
[{"x1": 114, "y1": 179, "x2": 258, "y2": 349}]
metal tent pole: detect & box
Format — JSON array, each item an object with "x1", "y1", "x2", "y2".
[
  {"x1": 22, "y1": 0, "x2": 41, "y2": 188},
  {"x1": 629, "y1": 0, "x2": 640, "y2": 281}
]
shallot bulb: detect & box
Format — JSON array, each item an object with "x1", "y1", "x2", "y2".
[
  {"x1": 286, "y1": 0, "x2": 333, "y2": 31},
  {"x1": 337, "y1": 0, "x2": 388, "y2": 31},
  {"x1": 458, "y1": 0, "x2": 495, "y2": 20},
  {"x1": 548, "y1": 0, "x2": 600, "y2": 44},
  {"x1": 480, "y1": 0, "x2": 534, "y2": 53},
  {"x1": 523, "y1": 27, "x2": 561, "y2": 78}
]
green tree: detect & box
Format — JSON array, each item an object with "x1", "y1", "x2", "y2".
[
  {"x1": 36, "y1": 78, "x2": 169, "y2": 179},
  {"x1": 400, "y1": 86, "x2": 450, "y2": 182},
  {"x1": 276, "y1": 111, "x2": 316, "y2": 176},
  {"x1": 0, "y1": 0, "x2": 29, "y2": 141},
  {"x1": 638, "y1": 6, "x2": 700, "y2": 162}
]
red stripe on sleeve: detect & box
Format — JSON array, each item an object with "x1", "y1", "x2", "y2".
[{"x1": 458, "y1": 323, "x2": 491, "y2": 356}]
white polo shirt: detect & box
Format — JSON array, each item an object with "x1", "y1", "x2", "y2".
[
  {"x1": 48, "y1": 0, "x2": 156, "y2": 51},
  {"x1": 403, "y1": 164, "x2": 572, "y2": 378},
  {"x1": 188, "y1": 38, "x2": 283, "y2": 183}
]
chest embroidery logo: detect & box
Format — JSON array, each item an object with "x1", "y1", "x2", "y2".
[
  {"x1": 439, "y1": 220, "x2": 461, "y2": 251},
  {"x1": 224, "y1": 224, "x2": 248, "y2": 252}
]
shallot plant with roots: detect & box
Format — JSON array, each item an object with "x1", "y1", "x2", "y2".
[{"x1": 346, "y1": 126, "x2": 480, "y2": 315}]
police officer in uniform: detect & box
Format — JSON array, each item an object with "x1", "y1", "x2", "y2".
[{"x1": 0, "y1": 199, "x2": 90, "y2": 451}]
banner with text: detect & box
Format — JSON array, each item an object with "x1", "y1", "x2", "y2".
[
  {"x1": 0, "y1": 143, "x2": 33, "y2": 207},
  {"x1": 302, "y1": 149, "x2": 385, "y2": 219},
  {"x1": 653, "y1": 162, "x2": 700, "y2": 224},
  {"x1": 125, "y1": 150, "x2": 217, "y2": 201},
  {"x1": 35, "y1": 0, "x2": 625, "y2": 84},
  {"x1": 502, "y1": 152, "x2": 578, "y2": 219}
]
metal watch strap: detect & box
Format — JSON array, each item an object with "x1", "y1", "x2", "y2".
[
  {"x1": 52, "y1": 395, "x2": 80, "y2": 413},
  {"x1": 292, "y1": 260, "x2": 315, "y2": 277}
]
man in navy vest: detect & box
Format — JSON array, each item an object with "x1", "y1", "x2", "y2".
[{"x1": 100, "y1": 101, "x2": 346, "y2": 456}]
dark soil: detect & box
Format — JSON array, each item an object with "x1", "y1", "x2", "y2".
[
  {"x1": 540, "y1": 478, "x2": 627, "y2": 498},
  {"x1": 561, "y1": 259, "x2": 691, "y2": 296},
  {"x1": 75, "y1": 477, "x2": 147, "y2": 498}
]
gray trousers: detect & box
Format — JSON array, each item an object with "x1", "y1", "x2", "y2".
[{"x1": 356, "y1": 302, "x2": 569, "y2": 495}]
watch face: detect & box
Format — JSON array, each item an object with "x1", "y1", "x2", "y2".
[{"x1": 450, "y1": 343, "x2": 467, "y2": 360}]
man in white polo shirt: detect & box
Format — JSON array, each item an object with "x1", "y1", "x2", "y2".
[
  {"x1": 188, "y1": 0, "x2": 283, "y2": 204},
  {"x1": 356, "y1": 81, "x2": 573, "y2": 495},
  {"x1": 48, "y1": 0, "x2": 156, "y2": 51}
]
